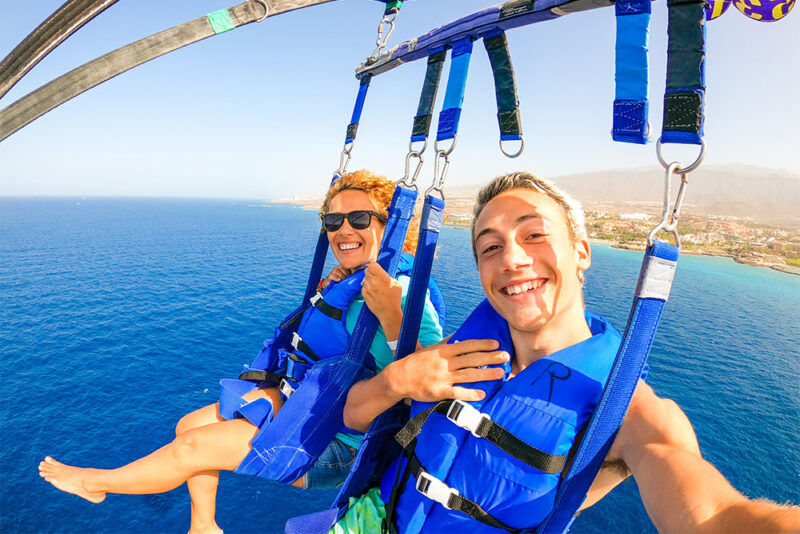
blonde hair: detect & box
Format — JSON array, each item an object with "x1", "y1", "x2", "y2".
[
  {"x1": 471, "y1": 171, "x2": 587, "y2": 260},
  {"x1": 321, "y1": 170, "x2": 418, "y2": 255}
]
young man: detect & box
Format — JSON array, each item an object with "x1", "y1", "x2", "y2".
[{"x1": 338, "y1": 172, "x2": 800, "y2": 533}]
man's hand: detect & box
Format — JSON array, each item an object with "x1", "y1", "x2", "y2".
[{"x1": 387, "y1": 338, "x2": 509, "y2": 403}]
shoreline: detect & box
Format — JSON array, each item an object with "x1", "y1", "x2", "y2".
[{"x1": 441, "y1": 221, "x2": 800, "y2": 277}]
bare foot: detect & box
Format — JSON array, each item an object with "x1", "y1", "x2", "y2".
[{"x1": 38, "y1": 456, "x2": 106, "y2": 503}]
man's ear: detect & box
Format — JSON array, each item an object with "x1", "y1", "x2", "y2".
[{"x1": 575, "y1": 238, "x2": 591, "y2": 274}]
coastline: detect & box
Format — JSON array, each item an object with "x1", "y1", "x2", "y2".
[{"x1": 441, "y1": 220, "x2": 800, "y2": 277}]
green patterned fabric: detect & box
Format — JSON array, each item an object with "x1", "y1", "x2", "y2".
[
  {"x1": 207, "y1": 9, "x2": 235, "y2": 34},
  {"x1": 330, "y1": 487, "x2": 386, "y2": 534}
]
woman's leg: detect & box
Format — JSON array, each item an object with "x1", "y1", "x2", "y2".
[
  {"x1": 38, "y1": 388, "x2": 284, "y2": 530},
  {"x1": 177, "y1": 388, "x2": 283, "y2": 534}
]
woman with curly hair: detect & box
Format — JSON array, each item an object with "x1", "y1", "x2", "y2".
[{"x1": 38, "y1": 170, "x2": 444, "y2": 534}]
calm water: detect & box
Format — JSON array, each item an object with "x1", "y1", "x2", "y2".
[{"x1": 1, "y1": 198, "x2": 798, "y2": 533}]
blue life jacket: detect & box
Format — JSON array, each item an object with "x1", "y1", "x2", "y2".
[
  {"x1": 218, "y1": 253, "x2": 445, "y2": 483},
  {"x1": 380, "y1": 299, "x2": 622, "y2": 533}
]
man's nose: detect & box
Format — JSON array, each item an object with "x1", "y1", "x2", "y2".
[{"x1": 502, "y1": 241, "x2": 532, "y2": 271}]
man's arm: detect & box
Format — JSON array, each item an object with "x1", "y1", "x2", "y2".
[
  {"x1": 342, "y1": 339, "x2": 508, "y2": 432},
  {"x1": 598, "y1": 382, "x2": 800, "y2": 532}
]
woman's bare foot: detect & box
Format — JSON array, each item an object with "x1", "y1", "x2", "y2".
[{"x1": 38, "y1": 456, "x2": 106, "y2": 503}]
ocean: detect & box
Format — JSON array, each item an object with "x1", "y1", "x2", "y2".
[{"x1": 1, "y1": 198, "x2": 798, "y2": 533}]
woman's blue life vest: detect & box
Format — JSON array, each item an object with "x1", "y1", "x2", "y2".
[
  {"x1": 217, "y1": 253, "x2": 445, "y2": 483},
  {"x1": 379, "y1": 299, "x2": 622, "y2": 533}
]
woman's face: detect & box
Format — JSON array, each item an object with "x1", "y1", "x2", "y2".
[{"x1": 325, "y1": 190, "x2": 385, "y2": 270}]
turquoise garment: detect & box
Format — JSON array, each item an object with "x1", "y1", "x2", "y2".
[{"x1": 336, "y1": 274, "x2": 443, "y2": 451}]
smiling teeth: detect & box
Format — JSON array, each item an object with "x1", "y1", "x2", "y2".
[
  {"x1": 503, "y1": 281, "x2": 541, "y2": 295},
  {"x1": 340, "y1": 243, "x2": 360, "y2": 250}
]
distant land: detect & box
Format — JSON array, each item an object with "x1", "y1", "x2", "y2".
[{"x1": 272, "y1": 165, "x2": 800, "y2": 275}]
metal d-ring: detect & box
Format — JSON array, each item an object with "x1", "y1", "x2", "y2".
[
  {"x1": 499, "y1": 136, "x2": 525, "y2": 158},
  {"x1": 253, "y1": 0, "x2": 269, "y2": 22},
  {"x1": 656, "y1": 137, "x2": 706, "y2": 174},
  {"x1": 434, "y1": 134, "x2": 457, "y2": 158}
]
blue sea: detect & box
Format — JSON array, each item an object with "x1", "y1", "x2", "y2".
[{"x1": 1, "y1": 198, "x2": 798, "y2": 533}]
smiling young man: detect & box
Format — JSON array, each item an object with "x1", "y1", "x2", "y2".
[{"x1": 336, "y1": 172, "x2": 800, "y2": 533}]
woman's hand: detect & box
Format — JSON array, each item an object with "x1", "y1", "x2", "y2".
[
  {"x1": 319, "y1": 265, "x2": 353, "y2": 290},
  {"x1": 361, "y1": 262, "x2": 403, "y2": 329}
]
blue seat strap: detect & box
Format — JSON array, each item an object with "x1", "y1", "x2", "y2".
[
  {"x1": 343, "y1": 185, "x2": 418, "y2": 367},
  {"x1": 436, "y1": 38, "x2": 473, "y2": 142},
  {"x1": 346, "y1": 75, "x2": 372, "y2": 145},
  {"x1": 483, "y1": 31, "x2": 522, "y2": 142},
  {"x1": 285, "y1": 508, "x2": 340, "y2": 534},
  {"x1": 395, "y1": 194, "x2": 445, "y2": 359},
  {"x1": 410, "y1": 50, "x2": 446, "y2": 143},
  {"x1": 302, "y1": 174, "x2": 340, "y2": 303},
  {"x1": 538, "y1": 240, "x2": 679, "y2": 533},
  {"x1": 612, "y1": 0, "x2": 651, "y2": 144},
  {"x1": 661, "y1": 0, "x2": 706, "y2": 145}
]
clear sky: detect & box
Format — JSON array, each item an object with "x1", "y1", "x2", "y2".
[{"x1": 1, "y1": 0, "x2": 798, "y2": 199}]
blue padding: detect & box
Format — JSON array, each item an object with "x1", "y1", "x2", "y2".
[
  {"x1": 612, "y1": 99, "x2": 649, "y2": 144},
  {"x1": 395, "y1": 194, "x2": 445, "y2": 359},
  {"x1": 285, "y1": 508, "x2": 340, "y2": 534},
  {"x1": 613, "y1": 6, "x2": 649, "y2": 144},
  {"x1": 219, "y1": 378, "x2": 257, "y2": 420},
  {"x1": 500, "y1": 133, "x2": 522, "y2": 141},
  {"x1": 236, "y1": 397, "x2": 274, "y2": 428},
  {"x1": 661, "y1": 130, "x2": 703, "y2": 145},
  {"x1": 410, "y1": 134, "x2": 427, "y2": 142},
  {"x1": 615, "y1": 13, "x2": 649, "y2": 101},
  {"x1": 437, "y1": 39, "x2": 472, "y2": 141},
  {"x1": 538, "y1": 241, "x2": 678, "y2": 533}
]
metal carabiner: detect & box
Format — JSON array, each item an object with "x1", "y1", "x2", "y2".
[
  {"x1": 397, "y1": 150, "x2": 424, "y2": 189},
  {"x1": 425, "y1": 149, "x2": 450, "y2": 199},
  {"x1": 335, "y1": 142, "x2": 354, "y2": 177},
  {"x1": 369, "y1": 11, "x2": 397, "y2": 60},
  {"x1": 499, "y1": 136, "x2": 525, "y2": 158},
  {"x1": 647, "y1": 162, "x2": 689, "y2": 247}
]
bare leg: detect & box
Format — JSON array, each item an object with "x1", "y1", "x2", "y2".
[{"x1": 176, "y1": 389, "x2": 284, "y2": 534}]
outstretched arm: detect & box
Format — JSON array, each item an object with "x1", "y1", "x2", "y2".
[
  {"x1": 603, "y1": 382, "x2": 800, "y2": 533},
  {"x1": 343, "y1": 339, "x2": 508, "y2": 432}
]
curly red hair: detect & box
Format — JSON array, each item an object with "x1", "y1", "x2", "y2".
[{"x1": 320, "y1": 169, "x2": 418, "y2": 255}]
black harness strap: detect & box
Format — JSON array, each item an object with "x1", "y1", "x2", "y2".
[
  {"x1": 309, "y1": 293, "x2": 344, "y2": 321},
  {"x1": 405, "y1": 452, "x2": 523, "y2": 533},
  {"x1": 292, "y1": 335, "x2": 321, "y2": 362},
  {"x1": 237, "y1": 369, "x2": 284, "y2": 383},
  {"x1": 483, "y1": 31, "x2": 522, "y2": 141},
  {"x1": 395, "y1": 400, "x2": 567, "y2": 474},
  {"x1": 410, "y1": 50, "x2": 446, "y2": 142}
]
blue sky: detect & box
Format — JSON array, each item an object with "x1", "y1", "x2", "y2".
[{"x1": 1, "y1": 0, "x2": 798, "y2": 199}]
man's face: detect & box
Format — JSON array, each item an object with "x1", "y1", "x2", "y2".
[{"x1": 473, "y1": 189, "x2": 591, "y2": 337}]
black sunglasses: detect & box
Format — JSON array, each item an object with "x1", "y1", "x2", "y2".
[{"x1": 321, "y1": 210, "x2": 387, "y2": 232}]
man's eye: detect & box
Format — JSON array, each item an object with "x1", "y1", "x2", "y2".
[
  {"x1": 528, "y1": 233, "x2": 545, "y2": 240},
  {"x1": 481, "y1": 244, "x2": 500, "y2": 255}
]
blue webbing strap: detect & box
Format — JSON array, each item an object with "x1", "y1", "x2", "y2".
[
  {"x1": 410, "y1": 50, "x2": 446, "y2": 143},
  {"x1": 538, "y1": 240, "x2": 679, "y2": 534},
  {"x1": 437, "y1": 38, "x2": 473, "y2": 142},
  {"x1": 483, "y1": 30, "x2": 522, "y2": 142},
  {"x1": 346, "y1": 75, "x2": 372, "y2": 145},
  {"x1": 395, "y1": 194, "x2": 445, "y2": 359},
  {"x1": 661, "y1": 0, "x2": 705, "y2": 145},
  {"x1": 302, "y1": 174, "x2": 340, "y2": 304},
  {"x1": 613, "y1": 0, "x2": 651, "y2": 144}
]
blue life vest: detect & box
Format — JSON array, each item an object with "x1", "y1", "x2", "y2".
[
  {"x1": 218, "y1": 253, "x2": 445, "y2": 484},
  {"x1": 380, "y1": 299, "x2": 622, "y2": 533}
]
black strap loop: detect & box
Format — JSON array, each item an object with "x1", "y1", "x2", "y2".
[
  {"x1": 410, "y1": 50, "x2": 446, "y2": 141},
  {"x1": 483, "y1": 31, "x2": 522, "y2": 140}
]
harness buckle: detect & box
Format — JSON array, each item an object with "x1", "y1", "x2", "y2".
[
  {"x1": 279, "y1": 378, "x2": 296, "y2": 399},
  {"x1": 309, "y1": 292, "x2": 323, "y2": 306},
  {"x1": 291, "y1": 332, "x2": 302, "y2": 350},
  {"x1": 446, "y1": 400, "x2": 492, "y2": 438},
  {"x1": 415, "y1": 471, "x2": 459, "y2": 510}
]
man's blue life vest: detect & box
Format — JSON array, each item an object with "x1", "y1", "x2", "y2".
[
  {"x1": 379, "y1": 299, "x2": 622, "y2": 533},
  {"x1": 218, "y1": 253, "x2": 445, "y2": 484}
]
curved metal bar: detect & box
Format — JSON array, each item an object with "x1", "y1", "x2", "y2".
[
  {"x1": 499, "y1": 137, "x2": 524, "y2": 158},
  {"x1": 255, "y1": 0, "x2": 270, "y2": 22},
  {"x1": 0, "y1": 0, "x2": 339, "y2": 142},
  {"x1": 433, "y1": 134, "x2": 457, "y2": 157},
  {"x1": 0, "y1": 0, "x2": 120, "y2": 100},
  {"x1": 656, "y1": 137, "x2": 706, "y2": 174}
]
